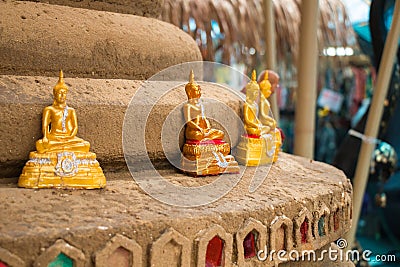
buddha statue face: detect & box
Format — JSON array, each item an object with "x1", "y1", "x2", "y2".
[
  {"x1": 260, "y1": 82, "x2": 272, "y2": 98},
  {"x1": 246, "y1": 88, "x2": 259, "y2": 103},
  {"x1": 54, "y1": 88, "x2": 67, "y2": 104},
  {"x1": 259, "y1": 71, "x2": 272, "y2": 98},
  {"x1": 245, "y1": 70, "x2": 260, "y2": 103},
  {"x1": 53, "y1": 70, "x2": 69, "y2": 105},
  {"x1": 185, "y1": 83, "x2": 201, "y2": 100},
  {"x1": 258, "y1": 70, "x2": 279, "y2": 96}
]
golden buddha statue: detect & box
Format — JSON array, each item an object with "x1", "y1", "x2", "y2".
[
  {"x1": 181, "y1": 70, "x2": 239, "y2": 176},
  {"x1": 258, "y1": 70, "x2": 282, "y2": 162},
  {"x1": 18, "y1": 70, "x2": 106, "y2": 189},
  {"x1": 243, "y1": 70, "x2": 271, "y2": 136},
  {"x1": 235, "y1": 70, "x2": 276, "y2": 166},
  {"x1": 184, "y1": 70, "x2": 225, "y2": 141},
  {"x1": 36, "y1": 71, "x2": 90, "y2": 153}
]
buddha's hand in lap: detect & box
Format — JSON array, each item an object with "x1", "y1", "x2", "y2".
[{"x1": 42, "y1": 137, "x2": 49, "y2": 146}]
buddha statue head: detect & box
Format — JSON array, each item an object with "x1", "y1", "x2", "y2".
[
  {"x1": 53, "y1": 70, "x2": 68, "y2": 105},
  {"x1": 245, "y1": 70, "x2": 260, "y2": 103},
  {"x1": 258, "y1": 70, "x2": 280, "y2": 95},
  {"x1": 259, "y1": 71, "x2": 272, "y2": 98},
  {"x1": 185, "y1": 70, "x2": 201, "y2": 100}
]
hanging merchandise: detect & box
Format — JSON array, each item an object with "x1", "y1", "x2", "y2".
[
  {"x1": 370, "y1": 141, "x2": 398, "y2": 184},
  {"x1": 317, "y1": 88, "x2": 344, "y2": 113},
  {"x1": 334, "y1": 0, "x2": 400, "y2": 252}
]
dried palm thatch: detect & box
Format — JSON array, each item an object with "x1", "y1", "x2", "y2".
[{"x1": 161, "y1": 0, "x2": 357, "y2": 70}]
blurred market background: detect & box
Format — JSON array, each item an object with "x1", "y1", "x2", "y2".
[{"x1": 159, "y1": 0, "x2": 399, "y2": 266}]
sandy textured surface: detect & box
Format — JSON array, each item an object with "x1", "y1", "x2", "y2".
[
  {"x1": 0, "y1": 1, "x2": 201, "y2": 79},
  {"x1": 23, "y1": 0, "x2": 164, "y2": 17},
  {"x1": 0, "y1": 152, "x2": 352, "y2": 266}
]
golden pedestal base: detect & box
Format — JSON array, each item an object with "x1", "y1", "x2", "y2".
[
  {"x1": 18, "y1": 151, "x2": 106, "y2": 189},
  {"x1": 235, "y1": 134, "x2": 276, "y2": 166},
  {"x1": 181, "y1": 141, "x2": 240, "y2": 177}
]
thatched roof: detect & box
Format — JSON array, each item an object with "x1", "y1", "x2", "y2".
[{"x1": 161, "y1": 0, "x2": 357, "y2": 69}]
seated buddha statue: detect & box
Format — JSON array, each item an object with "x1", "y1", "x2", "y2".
[
  {"x1": 36, "y1": 70, "x2": 90, "y2": 153},
  {"x1": 181, "y1": 70, "x2": 239, "y2": 176},
  {"x1": 18, "y1": 70, "x2": 106, "y2": 189},
  {"x1": 235, "y1": 70, "x2": 276, "y2": 166},
  {"x1": 243, "y1": 70, "x2": 271, "y2": 136},
  {"x1": 184, "y1": 70, "x2": 224, "y2": 141}
]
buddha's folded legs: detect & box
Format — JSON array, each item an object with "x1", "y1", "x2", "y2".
[
  {"x1": 185, "y1": 127, "x2": 225, "y2": 141},
  {"x1": 260, "y1": 125, "x2": 271, "y2": 135},
  {"x1": 184, "y1": 123, "x2": 202, "y2": 141},
  {"x1": 245, "y1": 127, "x2": 261, "y2": 136},
  {"x1": 260, "y1": 116, "x2": 276, "y2": 128},
  {"x1": 205, "y1": 129, "x2": 224, "y2": 140},
  {"x1": 36, "y1": 137, "x2": 90, "y2": 153}
]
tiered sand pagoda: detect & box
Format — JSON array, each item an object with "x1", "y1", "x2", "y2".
[{"x1": 0, "y1": 1, "x2": 353, "y2": 266}]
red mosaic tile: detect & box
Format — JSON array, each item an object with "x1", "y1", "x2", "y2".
[
  {"x1": 206, "y1": 235, "x2": 224, "y2": 267},
  {"x1": 334, "y1": 211, "x2": 340, "y2": 231},
  {"x1": 300, "y1": 219, "x2": 309, "y2": 243},
  {"x1": 243, "y1": 231, "x2": 257, "y2": 259}
]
